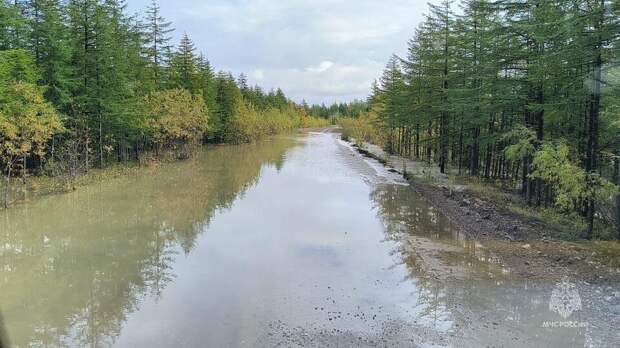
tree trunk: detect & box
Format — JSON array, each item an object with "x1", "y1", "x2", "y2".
[
  {"x1": 4, "y1": 166, "x2": 11, "y2": 209},
  {"x1": 585, "y1": 22, "x2": 603, "y2": 239},
  {"x1": 615, "y1": 150, "x2": 620, "y2": 240},
  {"x1": 22, "y1": 154, "x2": 26, "y2": 181},
  {"x1": 99, "y1": 113, "x2": 104, "y2": 168},
  {"x1": 415, "y1": 123, "x2": 420, "y2": 159},
  {"x1": 426, "y1": 121, "x2": 432, "y2": 164},
  {"x1": 523, "y1": 156, "x2": 532, "y2": 202},
  {"x1": 439, "y1": 3, "x2": 450, "y2": 175},
  {"x1": 85, "y1": 135, "x2": 90, "y2": 172},
  {"x1": 470, "y1": 127, "x2": 480, "y2": 176},
  {"x1": 458, "y1": 123, "x2": 463, "y2": 175}
]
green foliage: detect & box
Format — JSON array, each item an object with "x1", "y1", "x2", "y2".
[
  {"x1": 144, "y1": 0, "x2": 174, "y2": 90},
  {"x1": 296, "y1": 105, "x2": 330, "y2": 129},
  {"x1": 0, "y1": 1, "x2": 28, "y2": 49},
  {"x1": 226, "y1": 101, "x2": 328, "y2": 144},
  {"x1": 530, "y1": 142, "x2": 617, "y2": 212},
  {"x1": 0, "y1": 49, "x2": 38, "y2": 98},
  {"x1": 529, "y1": 142, "x2": 588, "y2": 211},
  {"x1": 356, "y1": 0, "x2": 620, "y2": 238},
  {"x1": 503, "y1": 125, "x2": 537, "y2": 162},
  {"x1": 0, "y1": 0, "x2": 308, "y2": 168},
  {"x1": 0, "y1": 81, "x2": 64, "y2": 167},
  {"x1": 141, "y1": 89, "x2": 209, "y2": 149},
  {"x1": 169, "y1": 33, "x2": 199, "y2": 92},
  {"x1": 339, "y1": 109, "x2": 386, "y2": 147},
  {"x1": 306, "y1": 100, "x2": 368, "y2": 119},
  {"x1": 226, "y1": 101, "x2": 260, "y2": 144},
  {"x1": 211, "y1": 72, "x2": 242, "y2": 141},
  {"x1": 196, "y1": 55, "x2": 217, "y2": 113},
  {"x1": 0, "y1": 0, "x2": 321, "y2": 209},
  {"x1": 27, "y1": 0, "x2": 72, "y2": 108}
]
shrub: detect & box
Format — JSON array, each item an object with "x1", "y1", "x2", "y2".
[
  {"x1": 0, "y1": 81, "x2": 64, "y2": 206},
  {"x1": 339, "y1": 110, "x2": 385, "y2": 147},
  {"x1": 226, "y1": 102, "x2": 328, "y2": 144},
  {"x1": 141, "y1": 89, "x2": 209, "y2": 156}
]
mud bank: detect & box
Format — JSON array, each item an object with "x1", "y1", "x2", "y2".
[{"x1": 345, "y1": 139, "x2": 620, "y2": 284}]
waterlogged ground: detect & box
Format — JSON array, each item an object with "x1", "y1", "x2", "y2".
[{"x1": 0, "y1": 131, "x2": 618, "y2": 347}]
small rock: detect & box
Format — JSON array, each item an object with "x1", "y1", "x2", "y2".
[{"x1": 521, "y1": 244, "x2": 531, "y2": 249}]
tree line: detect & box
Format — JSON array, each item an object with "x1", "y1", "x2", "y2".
[
  {"x1": 0, "y1": 134, "x2": 295, "y2": 347},
  {"x1": 341, "y1": 0, "x2": 620, "y2": 239},
  {"x1": 0, "y1": 0, "x2": 327, "y2": 207},
  {"x1": 304, "y1": 100, "x2": 369, "y2": 120}
]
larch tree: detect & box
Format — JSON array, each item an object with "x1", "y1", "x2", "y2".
[
  {"x1": 169, "y1": 32, "x2": 198, "y2": 93},
  {"x1": 144, "y1": 0, "x2": 173, "y2": 89},
  {"x1": 26, "y1": 0, "x2": 72, "y2": 109},
  {"x1": 351, "y1": 0, "x2": 620, "y2": 238},
  {"x1": 0, "y1": 81, "x2": 64, "y2": 207}
]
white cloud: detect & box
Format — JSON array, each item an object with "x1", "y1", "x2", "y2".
[
  {"x1": 130, "y1": 0, "x2": 431, "y2": 103},
  {"x1": 305, "y1": 61, "x2": 334, "y2": 73},
  {"x1": 251, "y1": 69, "x2": 265, "y2": 80},
  {"x1": 251, "y1": 60, "x2": 383, "y2": 104}
]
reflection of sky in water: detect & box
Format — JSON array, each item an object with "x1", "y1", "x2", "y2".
[
  {"x1": 0, "y1": 132, "x2": 616, "y2": 347},
  {"x1": 118, "y1": 132, "x2": 457, "y2": 346},
  {"x1": 295, "y1": 244, "x2": 342, "y2": 267}
]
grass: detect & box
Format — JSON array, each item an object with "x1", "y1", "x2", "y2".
[
  {"x1": 458, "y1": 176, "x2": 595, "y2": 240},
  {"x1": 344, "y1": 132, "x2": 619, "y2": 242},
  {"x1": 341, "y1": 133, "x2": 616, "y2": 241}
]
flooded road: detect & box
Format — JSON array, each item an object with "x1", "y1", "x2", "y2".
[{"x1": 0, "y1": 131, "x2": 618, "y2": 347}]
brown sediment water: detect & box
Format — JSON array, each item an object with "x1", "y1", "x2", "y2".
[{"x1": 0, "y1": 131, "x2": 617, "y2": 347}]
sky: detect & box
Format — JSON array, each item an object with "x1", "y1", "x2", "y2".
[{"x1": 127, "y1": 0, "x2": 430, "y2": 104}]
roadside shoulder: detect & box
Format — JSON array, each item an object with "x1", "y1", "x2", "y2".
[{"x1": 344, "y1": 137, "x2": 620, "y2": 283}]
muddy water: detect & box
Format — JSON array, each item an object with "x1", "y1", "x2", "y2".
[{"x1": 0, "y1": 132, "x2": 617, "y2": 347}]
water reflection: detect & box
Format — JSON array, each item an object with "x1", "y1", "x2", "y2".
[
  {"x1": 0, "y1": 132, "x2": 616, "y2": 347},
  {"x1": 373, "y1": 184, "x2": 456, "y2": 238},
  {"x1": 0, "y1": 312, "x2": 8, "y2": 348},
  {"x1": 0, "y1": 137, "x2": 295, "y2": 347},
  {"x1": 369, "y1": 183, "x2": 616, "y2": 347}
]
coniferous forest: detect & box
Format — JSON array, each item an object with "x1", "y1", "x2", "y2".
[
  {"x1": 0, "y1": 0, "x2": 619, "y2": 239},
  {"x1": 1, "y1": 2, "x2": 620, "y2": 346},
  {"x1": 0, "y1": 0, "x2": 327, "y2": 207},
  {"x1": 341, "y1": 0, "x2": 620, "y2": 239}
]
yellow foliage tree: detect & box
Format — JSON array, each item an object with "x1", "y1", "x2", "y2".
[
  {"x1": 227, "y1": 101, "x2": 329, "y2": 144},
  {"x1": 0, "y1": 82, "x2": 64, "y2": 207},
  {"x1": 339, "y1": 108, "x2": 386, "y2": 148},
  {"x1": 227, "y1": 101, "x2": 261, "y2": 143},
  {"x1": 142, "y1": 89, "x2": 209, "y2": 157}
]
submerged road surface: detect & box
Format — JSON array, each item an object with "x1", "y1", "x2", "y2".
[{"x1": 0, "y1": 131, "x2": 617, "y2": 347}]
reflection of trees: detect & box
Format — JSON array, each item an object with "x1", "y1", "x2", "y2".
[
  {"x1": 370, "y1": 184, "x2": 593, "y2": 346},
  {"x1": 0, "y1": 137, "x2": 294, "y2": 347},
  {"x1": 371, "y1": 184, "x2": 457, "y2": 240},
  {"x1": 371, "y1": 184, "x2": 456, "y2": 327}
]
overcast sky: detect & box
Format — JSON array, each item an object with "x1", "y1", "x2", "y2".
[{"x1": 128, "y1": 0, "x2": 429, "y2": 104}]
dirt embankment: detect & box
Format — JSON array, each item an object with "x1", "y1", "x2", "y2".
[{"x1": 346, "y1": 140, "x2": 620, "y2": 284}]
